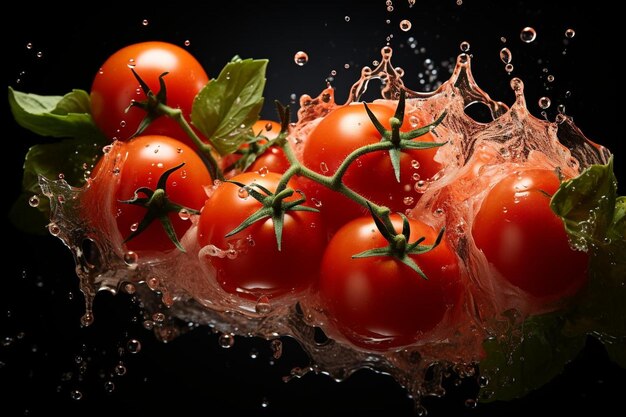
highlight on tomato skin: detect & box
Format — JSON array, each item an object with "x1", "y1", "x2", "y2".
[
  {"x1": 471, "y1": 168, "x2": 589, "y2": 306},
  {"x1": 317, "y1": 215, "x2": 462, "y2": 351},
  {"x1": 90, "y1": 41, "x2": 209, "y2": 145},
  {"x1": 197, "y1": 172, "x2": 327, "y2": 302},
  {"x1": 82, "y1": 135, "x2": 211, "y2": 254},
  {"x1": 300, "y1": 102, "x2": 442, "y2": 231}
]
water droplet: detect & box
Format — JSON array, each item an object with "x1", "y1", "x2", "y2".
[
  {"x1": 400, "y1": 19, "x2": 412, "y2": 31},
  {"x1": 147, "y1": 277, "x2": 160, "y2": 290},
  {"x1": 127, "y1": 58, "x2": 136, "y2": 68},
  {"x1": 123, "y1": 251, "x2": 138, "y2": 266},
  {"x1": 270, "y1": 339, "x2": 283, "y2": 359},
  {"x1": 257, "y1": 166, "x2": 269, "y2": 177},
  {"x1": 411, "y1": 160, "x2": 421, "y2": 169},
  {"x1": 48, "y1": 223, "x2": 60, "y2": 236},
  {"x1": 294, "y1": 51, "x2": 308, "y2": 66},
  {"x1": 456, "y1": 0, "x2": 463, "y2": 5},
  {"x1": 142, "y1": 19, "x2": 149, "y2": 26},
  {"x1": 26, "y1": 42, "x2": 33, "y2": 50},
  {"x1": 126, "y1": 339, "x2": 141, "y2": 354},
  {"x1": 408, "y1": 0, "x2": 416, "y2": 6},
  {"x1": 255, "y1": 296, "x2": 271, "y2": 315},
  {"x1": 152, "y1": 312, "x2": 165, "y2": 322},
  {"x1": 538, "y1": 96, "x2": 551, "y2": 109},
  {"x1": 344, "y1": 16, "x2": 350, "y2": 22},
  {"x1": 261, "y1": 398, "x2": 270, "y2": 408},
  {"x1": 130, "y1": 223, "x2": 139, "y2": 232},
  {"x1": 499, "y1": 48, "x2": 512, "y2": 64},
  {"x1": 311, "y1": 198, "x2": 323, "y2": 208},
  {"x1": 414, "y1": 180, "x2": 428, "y2": 193},
  {"x1": 102, "y1": 144, "x2": 113, "y2": 154},
  {"x1": 104, "y1": 381, "x2": 115, "y2": 393},
  {"x1": 238, "y1": 187, "x2": 249, "y2": 199},
  {"x1": 520, "y1": 27, "x2": 537, "y2": 43},
  {"x1": 547, "y1": 74, "x2": 555, "y2": 82},
  {"x1": 114, "y1": 362, "x2": 127, "y2": 376},
  {"x1": 403, "y1": 196, "x2": 415, "y2": 206},
  {"x1": 28, "y1": 195, "x2": 40, "y2": 207},
  {"x1": 319, "y1": 161, "x2": 329, "y2": 174},
  {"x1": 249, "y1": 348, "x2": 259, "y2": 359},
  {"x1": 178, "y1": 209, "x2": 190, "y2": 220},
  {"x1": 565, "y1": 28, "x2": 575, "y2": 38},
  {"x1": 505, "y1": 63, "x2": 514, "y2": 74},
  {"x1": 80, "y1": 313, "x2": 94, "y2": 327},
  {"x1": 70, "y1": 390, "x2": 83, "y2": 401},
  {"x1": 219, "y1": 333, "x2": 235, "y2": 348},
  {"x1": 459, "y1": 41, "x2": 470, "y2": 52},
  {"x1": 184, "y1": 40, "x2": 191, "y2": 47},
  {"x1": 344, "y1": 63, "x2": 350, "y2": 69},
  {"x1": 124, "y1": 283, "x2": 136, "y2": 294},
  {"x1": 500, "y1": 36, "x2": 507, "y2": 43},
  {"x1": 464, "y1": 398, "x2": 477, "y2": 409},
  {"x1": 36, "y1": 51, "x2": 43, "y2": 58}
]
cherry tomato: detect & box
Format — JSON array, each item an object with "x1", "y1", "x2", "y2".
[
  {"x1": 91, "y1": 41, "x2": 209, "y2": 145},
  {"x1": 197, "y1": 172, "x2": 325, "y2": 301},
  {"x1": 318, "y1": 215, "x2": 461, "y2": 351},
  {"x1": 472, "y1": 169, "x2": 589, "y2": 302},
  {"x1": 84, "y1": 135, "x2": 211, "y2": 254},
  {"x1": 301, "y1": 103, "x2": 442, "y2": 231}
]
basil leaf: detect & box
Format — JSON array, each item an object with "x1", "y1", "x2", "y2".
[
  {"x1": 191, "y1": 58, "x2": 266, "y2": 156},
  {"x1": 8, "y1": 87, "x2": 105, "y2": 140}
]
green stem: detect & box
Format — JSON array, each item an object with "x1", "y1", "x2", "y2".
[{"x1": 157, "y1": 103, "x2": 223, "y2": 181}]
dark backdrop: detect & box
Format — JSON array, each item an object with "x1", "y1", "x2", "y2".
[{"x1": 2, "y1": 2, "x2": 624, "y2": 416}]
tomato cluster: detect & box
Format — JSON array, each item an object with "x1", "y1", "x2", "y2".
[{"x1": 84, "y1": 42, "x2": 589, "y2": 352}]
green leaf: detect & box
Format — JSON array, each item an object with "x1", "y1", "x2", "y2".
[
  {"x1": 479, "y1": 314, "x2": 586, "y2": 402},
  {"x1": 191, "y1": 58, "x2": 267, "y2": 156},
  {"x1": 8, "y1": 87, "x2": 105, "y2": 140}
]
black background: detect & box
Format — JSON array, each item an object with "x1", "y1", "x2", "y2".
[{"x1": 2, "y1": 1, "x2": 624, "y2": 416}]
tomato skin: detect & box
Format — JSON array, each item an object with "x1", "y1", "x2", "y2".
[
  {"x1": 91, "y1": 42, "x2": 209, "y2": 145},
  {"x1": 301, "y1": 103, "x2": 441, "y2": 231},
  {"x1": 248, "y1": 120, "x2": 290, "y2": 174},
  {"x1": 472, "y1": 169, "x2": 588, "y2": 301},
  {"x1": 318, "y1": 216, "x2": 461, "y2": 351},
  {"x1": 197, "y1": 172, "x2": 325, "y2": 301},
  {"x1": 84, "y1": 135, "x2": 211, "y2": 253}
]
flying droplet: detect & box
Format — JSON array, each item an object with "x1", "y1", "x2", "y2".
[
  {"x1": 270, "y1": 339, "x2": 283, "y2": 359},
  {"x1": 104, "y1": 381, "x2": 115, "y2": 393},
  {"x1": 538, "y1": 96, "x2": 552, "y2": 109},
  {"x1": 400, "y1": 20, "x2": 412, "y2": 31},
  {"x1": 127, "y1": 58, "x2": 136, "y2": 68},
  {"x1": 126, "y1": 339, "x2": 142, "y2": 354},
  {"x1": 547, "y1": 74, "x2": 555, "y2": 82},
  {"x1": 184, "y1": 40, "x2": 191, "y2": 47},
  {"x1": 565, "y1": 28, "x2": 575, "y2": 39},
  {"x1": 48, "y1": 223, "x2": 61, "y2": 236},
  {"x1": 36, "y1": 51, "x2": 43, "y2": 58},
  {"x1": 459, "y1": 41, "x2": 470, "y2": 52},
  {"x1": 294, "y1": 51, "x2": 308, "y2": 66},
  {"x1": 219, "y1": 333, "x2": 235, "y2": 348},
  {"x1": 142, "y1": 19, "x2": 149, "y2": 26},
  {"x1": 114, "y1": 362, "x2": 127, "y2": 376},
  {"x1": 345, "y1": 16, "x2": 350, "y2": 22},
  {"x1": 178, "y1": 209, "x2": 191, "y2": 220},
  {"x1": 70, "y1": 390, "x2": 83, "y2": 401},
  {"x1": 28, "y1": 195, "x2": 40, "y2": 207},
  {"x1": 499, "y1": 48, "x2": 512, "y2": 64},
  {"x1": 255, "y1": 295, "x2": 271, "y2": 315},
  {"x1": 408, "y1": 0, "x2": 416, "y2": 6},
  {"x1": 130, "y1": 223, "x2": 139, "y2": 232},
  {"x1": 520, "y1": 27, "x2": 537, "y2": 43},
  {"x1": 505, "y1": 63, "x2": 514, "y2": 74},
  {"x1": 123, "y1": 251, "x2": 138, "y2": 266}
]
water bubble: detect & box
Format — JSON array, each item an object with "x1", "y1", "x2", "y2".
[
  {"x1": 142, "y1": 19, "x2": 149, "y2": 26},
  {"x1": 505, "y1": 63, "x2": 514, "y2": 74},
  {"x1": 565, "y1": 28, "x2": 575, "y2": 38},
  {"x1": 344, "y1": 63, "x2": 350, "y2": 69},
  {"x1": 130, "y1": 223, "x2": 139, "y2": 232},
  {"x1": 114, "y1": 362, "x2": 127, "y2": 376},
  {"x1": 123, "y1": 251, "x2": 138, "y2": 266},
  {"x1": 28, "y1": 195, "x2": 40, "y2": 207},
  {"x1": 319, "y1": 162, "x2": 329, "y2": 174},
  {"x1": 184, "y1": 40, "x2": 191, "y2": 47},
  {"x1": 403, "y1": 196, "x2": 415, "y2": 206},
  {"x1": 344, "y1": 16, "x2": 350, "y2": 22},
  {"x1": 459, "y1": 41, "x2": 470, "y2": 52},
  {"x1": 557, "y1": 104, "x2": 566, "y2": 114},
  {"x1": 411, "y1": 160, "x2": 420, "y2": 169},
  {"x1": 456, "y1": 0, "x2": 463, "y2": 4},
  {"x1": 547, "y1": 74, "x2": 555, "y2": 82},
  {"x1": 152, "y1": 312, "x2": 165, "y2": 322},
  {"x1": 26, "y1": 42, "x2": 33, "y2": 49},
  {"x1": 408, "y1": 0, "x2": 416, "y2": 6},
  {"x1": 178, "y1": 209, "x2": 191, "y2": 220},
  {"x1": 255, "y1": 295, "x2": 271, "y2": 315},
  {"x1": 538, "y1": 96, "x2": 552, "y2": 109},
  {"x1": 257, "y1": 166, "x2": 269, "y2": 177},
  {"x1": 412, "y1": 173, "x2": 421, "y2": 181},
  {"x1": 500, "y1": 36, "x2": 507, "y2": 43},
  {"x1": 387, "y1": 5, "x2": 394, "y2": 11},
  {"x1": 270, "y1": 339, "x2": 283, "y2": 359},
  {"x1": 400, "y1": 20, "x2": 412, "y2": 32},
  {"x1": 414, "y1": 180, "x2": 428, "y2": 193},
  {"x1": 499, "y1": 48, "x2": 512, "y2": 64},
  {"x1": 36, "y1": 51, "x2": 43, "y2": 58},
  {"x1": 294, "y1": 51, "x2": 309, "y2": 66},
  {"x1": 238, "y1": 187, "x2": 249, "y2": 199},
  {"x1": 465, "y1": 398, "x2": 477, "y2": 409},
  {"x1": 127, "y1": 58, "x2": 136, "y2": 68},
  {"x1": 70, "y1": 390, "x2": 83, "y2": 401},
  {"x1": 219, "y1": 333, "x2": 235, "y2": 348},
  {"x1": 520, "y1": 27, "x2": 537, "y2": 43}
]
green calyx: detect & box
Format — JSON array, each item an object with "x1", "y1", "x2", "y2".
[
  {"x1": 128, "y1": 69, "x2": 169, "y2": 138},
  {"x1": 224, "y1": 179, "x2": 318, "y2": 251},
  {"x1": 363, "y1": 89, "x2": 447, "y2": 183},
  {"x1": 119, "y1": 163, "x2": 200, "y2": 252},
  {"x1": 352, "y1": 204, "x2": 445, "y2": 279}
]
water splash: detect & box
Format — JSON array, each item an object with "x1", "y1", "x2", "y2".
[{"x1": 40, "y1": 46, "x2": 611, "y2": 404}]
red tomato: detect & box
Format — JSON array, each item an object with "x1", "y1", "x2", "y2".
[
  {"x1": 197, "y1": 172, "x2": 325, "y2": 300},
  {"x1": 84, "y1": 135, "x2": 211, "y2": 253},
  {"x1": 91, "y1": 42, "x2": 209, "y2": 145},
  {"x1": 300, "y1": 103, "x2": 442, "y2": 231},
  {"x1": 472, "y1": 169, "x2": 589, "y2": 301},
  {"x1": 248, "y1": 120, "x2": 290, "y2": 174},
  {"x1": 318, "y1": 215, "x2": 461, "y2": 351}
]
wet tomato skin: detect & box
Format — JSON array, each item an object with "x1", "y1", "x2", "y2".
[{"x1": 472, "y1": 169, "x2": 589, "y2": 301}]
